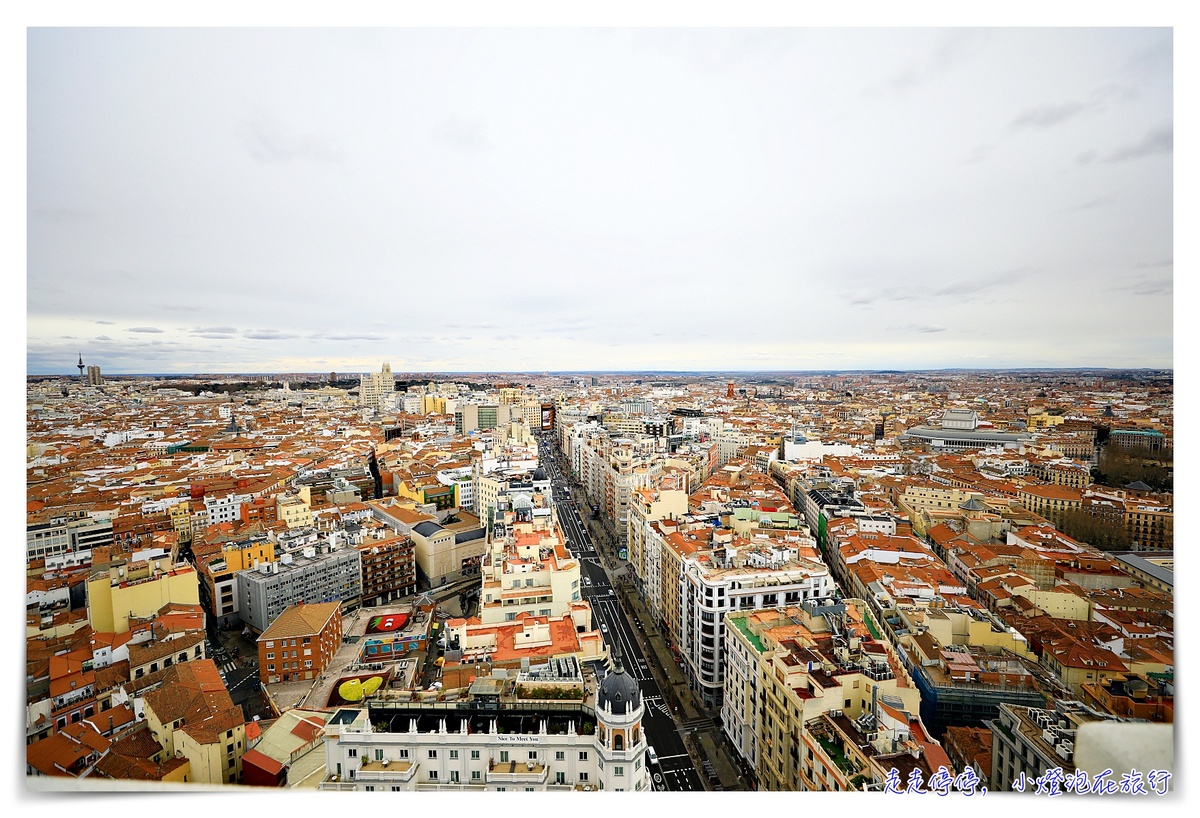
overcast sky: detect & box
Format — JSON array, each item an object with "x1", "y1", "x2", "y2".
[{"x1": 26, "y1": 25, "x2": 1174, "y2": 375}]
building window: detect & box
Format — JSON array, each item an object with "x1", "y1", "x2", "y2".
[
  {"x1": 428, "y1": 771, "x2": 438, "y2": 781},
  {"x1": 349, "y1": 749, "x2": 357, "y2": 758},
  {"x1": 579, "y1": 772, "x2": 589, "y2": 782},
  {"x1": 614, "y1": 766, "x2": 624, "y2": 777},
  {"x1": 556, "y1": 751, "x2": 565, "y2": 761},
  {"x1": 471, "y1": 750, "x2": 480, "y2": 760},
  {"x1": 471, "y1": 771, "x2": 481, "y2": 781},
  {"x1": 579, "y1": 751, "x2": 588, "y2": 761},
  {"x1": 450, "y1": 771, "x2": 460, "y2": 783},
  {"x1": 375, "y1": 749, "x2": 384, "y2": 761},
  {"x1": 500, "y1": 751, "x2": 509, "y2": 763},
  {"x1": 449, "y1": 750, "x2": 458, "y2": 759},
  {"x1": 428, "y1": 749, "x2": 437, "y2": 759}
]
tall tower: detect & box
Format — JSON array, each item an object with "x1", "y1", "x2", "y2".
[
  {"x1": 594, "y1": 653, "x2": 650, "y2": 792},
  {"x1": 727, "y1": 381, "x2": 735, "y2": 399},
  {"x1": 77, "y1": 353, "x2": 85, "y2": 381}
]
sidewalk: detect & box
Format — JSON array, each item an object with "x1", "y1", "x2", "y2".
[
  {"x1": 569, "y1": 473, "x2": 745, "y2": 789},
  {"x1": 615, "y1": 575, "x2": 744, "y2": 791}
]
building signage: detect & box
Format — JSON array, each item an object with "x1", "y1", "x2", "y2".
[{"x1": 495, "y1": 734, "x2": 543, "y2": 743}]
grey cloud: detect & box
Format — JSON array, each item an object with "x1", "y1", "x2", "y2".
[
  {"x1": 194, "y1": 333, "x2": 236, "y2": 339},
  {"x1": 846, "y1": 269, "x2": 1027, "y2": 307},
  {"x1": 1011, "y1": 84, "x2": 1126, "y2": 131},
  {"x1": 886, "y1": 323, "x2": 946, "y2": 334},
  {"x1": 95, "y1": 336, "x2": 112, "y2": 341},
  {"x1": 94, "y1": 320, "x2": 115, "y2": 325},
  {"x1": 931, "y1": 269, "x2": 1028, "y2": 298},
  {"x1": 127, "y1": 326, "x2": 164, "y2": 333},
  {"x1": 848, "y1": 288, "x2": 916, "y2": 306},
  {"x1": 959, "y1": 145, "x2": 992, "y2": 166},
  {"x1": 192, "y1": 326, "x2": 238, "y2": 334},
  {"x1": 1122, "y1": 274, "x2": 1172, "y2": 296},
  {"x1": 241, "y1": 117, "x2": 345, "y2": 166},
  {"x1": 864, "y1": 30, "x2": 982, "y2": 99},
  {"x1": 30, "y1": 207, "x2": 93, "y2": 223},
  {"x1": 1010, "y1": 101, "x2": 1092, "y2": 129},
  {"x1": 1069, "y1": 194, "x2": 1117, "y2": 212},
  {"x1": 243, "y1": 330, "x2": 300, "y2": 340},
  {"x1": 433, "y1": 116, "x2": 489, "y2": 153},
  {"x1": 319, "y1": 333, "x2": 388, "y2": 341},
  {"x1": 1103, "y1": 127, "x2": 1172, "y2": 162}
]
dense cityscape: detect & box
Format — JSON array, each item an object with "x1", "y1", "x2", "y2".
[
  {"x1": 24, "y1": 21, "x2": 1175, "y2": 805},
  {"x1": 24, "y1": 364, "x2": 1174, "y2": 794}
]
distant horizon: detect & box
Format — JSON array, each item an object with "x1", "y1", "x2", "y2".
[{"x1": 27, "y1": 365, "x2": 1175, "y2": 379}]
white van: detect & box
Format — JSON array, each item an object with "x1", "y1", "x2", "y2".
[{"x1": 646, "y1": 746, "x2": 659, "y2": 766}]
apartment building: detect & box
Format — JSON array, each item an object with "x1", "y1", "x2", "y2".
[
  {"x1": 679, "y1": 536, "x2": 835, "y2": 708},
  {"x1": 257, "y1": 601, "x2": 343, "y2": 685},
  {"x1": 236, "y1": 542, "x2": 361, "y2": 634},
  {"x1": 799, "y1": 698, "x2": 953, "y2": 792},
  {"x1": 359, "y1": 362, "x2": 394, "y2": 412},
  {"x1": 626, "y1": 487, "x2": 687, "y2": 592},
  {"x1": 140, "y1": 659, "x2": 246, "y2": 785},
  {"x1": 319, "y1": 665, "x2": 650, "y2": 792},
  {"x1": 894, "y1": 604, "x2": 1052, "y2": 738},
  {"x1": 86, "y1": 556, "x2": 200, "y2": 635},
  {"x1": 198, "y1": 537, "x2": 276, "y2": 628},
  {"x1": 989, "y1": 700, "x2": 1122, "y2": 791},
  {"x1": 479, "y1": 514, "x2": 582, "y2": 627},
  {"x1": 356, "y1": 530, "x2": 417, "y2": 606},
  {"x1": 720, "y1": 600, "x2": 923, "y2": 790}
]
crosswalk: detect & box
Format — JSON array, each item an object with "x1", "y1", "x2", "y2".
[
  {"x1": 677, "y1": 716, "x2": 716, "y2": 734},
  {"x1": 643, "y1": 695, "x2": 673, "y2": 717}
]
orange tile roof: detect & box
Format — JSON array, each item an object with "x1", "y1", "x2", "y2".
[{"x1": 258, "y1": 601, "x2": 342, "y2": 641}]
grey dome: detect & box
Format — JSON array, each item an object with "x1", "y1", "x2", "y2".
[
  {"x1": 597, "y1": 667, "x2": 641, "y2": 716},
  {"x1": 532, "y1": 466, "x2": 548, "y2": 482}
]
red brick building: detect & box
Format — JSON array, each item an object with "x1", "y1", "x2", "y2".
[{"x1": 257, "y1": 601, "x2": 343, "y2": 685}]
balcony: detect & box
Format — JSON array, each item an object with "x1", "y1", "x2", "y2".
[
  {"x1": 355, "y1": 759, "x2": 416, "y2": 782},
  {"x1": 487, "y1": 760, "x2": 548, "y2": 784}
]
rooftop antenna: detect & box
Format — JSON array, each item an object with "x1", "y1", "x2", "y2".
[{"x1": 77, "y1": 353, "x2": 85, "y2": 381}]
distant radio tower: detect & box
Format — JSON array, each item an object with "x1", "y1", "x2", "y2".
[{"x1": 77, "y1": 353, "x2": 85, "y2": 381}]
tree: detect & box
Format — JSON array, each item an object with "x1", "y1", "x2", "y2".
[
  {"x1": 1092, "y1": 444, "x2": 1173, "y2": 493},
  {"x1": 1056, "y1": 509, "x2": 1131, "y2": 552}
]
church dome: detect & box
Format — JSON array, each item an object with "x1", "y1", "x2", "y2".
[
  {"x1": 532, "y1": 466, "x2": 548, "y2": 482},
  {"x1": 596, "y1": 667, "x2": 641, "y2": 716}
]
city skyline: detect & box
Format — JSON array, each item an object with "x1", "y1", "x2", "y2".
[{"x1": 27, "y1": 26, "x2": 1174, "y2": 375}]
